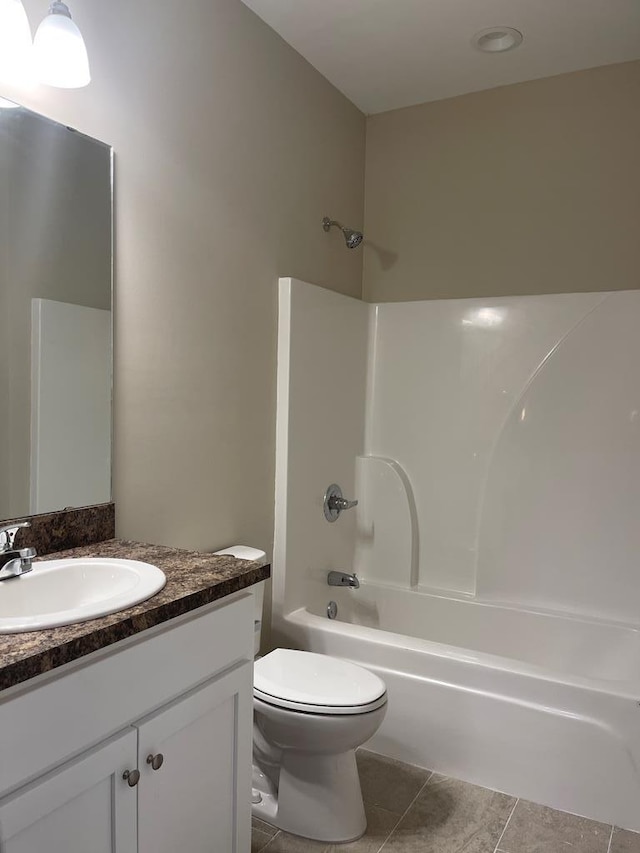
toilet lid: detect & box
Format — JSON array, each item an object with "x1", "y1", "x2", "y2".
[{"x1": 253, "y1": 648, "x2": 387, "y2": 715}]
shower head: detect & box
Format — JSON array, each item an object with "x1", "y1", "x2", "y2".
[
  {"x1": 322, "y1": 216, "x2": 364, "y2": 250},
  {"x1": 343, "y1": 228, "x2": 364, "y2": 249}
]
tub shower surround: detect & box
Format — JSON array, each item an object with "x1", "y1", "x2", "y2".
[{"x1": 273, "y1": 278, "x2": 640, "y2": 831}]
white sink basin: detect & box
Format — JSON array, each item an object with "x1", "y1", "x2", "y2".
[{"x1": 0, "y1": 558, "x2": 166, "y2": 634}]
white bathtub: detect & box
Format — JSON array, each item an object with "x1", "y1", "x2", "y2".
[{"x1": 274, "y1": 582, "x2": 640, "y2": 831}]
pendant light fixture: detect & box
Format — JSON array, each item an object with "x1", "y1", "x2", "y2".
[
  {"x1": 33, "y1": 0, "x2": 90, "y2": 88},
  {"x1": 0, "y1": 0, "x2": 33, "y2": 83}
]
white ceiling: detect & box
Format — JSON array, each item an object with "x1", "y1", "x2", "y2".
[{"x1": 240, "y1": 0, "x2": 640, "y2": 114}]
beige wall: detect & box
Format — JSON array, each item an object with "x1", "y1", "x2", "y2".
[
  {"x1": 1, "y1": 0, "x2": 365, "y2": 551},
  {"x1": 363, "y1": 61, "x2": 640, "y2": 302}
]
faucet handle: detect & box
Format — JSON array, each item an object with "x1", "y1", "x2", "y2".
[
  {"x1": 323, "y1": 484, "x2": 359, "y2": 522},
  {"x1": 0, "y1": 521, "x2": 30, "y2": 552},
  {"x1": 338, "y1": 498, "x2": 358, "y2": 511}
]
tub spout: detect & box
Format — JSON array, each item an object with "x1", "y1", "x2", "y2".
[{"x1": 327, "y1": 571, "x2": 360, "y2": 589}]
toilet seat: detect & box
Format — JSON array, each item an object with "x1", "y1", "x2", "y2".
[
  {"x1": 253, "y1": 689, "x2": 387, "y2": 715},
  {"x1": 253, "y1": 648, "x2": 387, "y2": 716}
]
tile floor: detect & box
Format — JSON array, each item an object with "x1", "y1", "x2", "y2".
[{"x1": 251, "y1": 749, "x2": 640, "y2": 853}]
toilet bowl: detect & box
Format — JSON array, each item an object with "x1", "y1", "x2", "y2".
[
  {"x1": 251, "y1": 648, "x2": 387, "y2": 843},
  {"x1": 212, "y1": 547, "x2": 387, "y2": 842}
]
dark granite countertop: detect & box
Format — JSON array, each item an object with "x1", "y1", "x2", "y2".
[{"x1": 0, "y1": 539, "x2": 270, "y2": 692}]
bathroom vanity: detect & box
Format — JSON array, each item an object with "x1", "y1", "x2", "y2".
[{"x1": 0, "y1": 539, "x2": 270, "y2": 853}]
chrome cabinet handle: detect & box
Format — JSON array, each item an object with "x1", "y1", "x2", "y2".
[
  {"x1": 146, "y1": 753, "x2": 164, "y2": 771},
  {"x1": 123, "y1": 769, "x2": 140, "y2": 787}
]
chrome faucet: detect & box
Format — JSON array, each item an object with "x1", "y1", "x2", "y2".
[
  {"x1": 0, "y1": 522, "x2": 36, "y2": 581},
  {"x1": 327, "y1": 571, "x2": 360, "y2": 589},
  {"x1": 323, "y1": 484, "x2": 358, "y2": 523}
]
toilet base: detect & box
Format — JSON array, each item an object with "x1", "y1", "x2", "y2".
[{"x1": 252, "y1": 748, "x2": 367, "y2": 843}]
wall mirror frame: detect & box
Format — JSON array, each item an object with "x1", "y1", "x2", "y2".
[{"x1": 0, "y1": 96, "x2": 113, "y2": 522}]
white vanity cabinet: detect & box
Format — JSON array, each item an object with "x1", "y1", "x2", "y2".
[
  {"x1": 0, "y1": 591, "x2": 255, "y2": 853},
  {"x1": 0, "y1": 729, "x2": 138, "y2": 853},
  {"x1": 136, "y1": 664, "x2": 252, "y2": 853}
]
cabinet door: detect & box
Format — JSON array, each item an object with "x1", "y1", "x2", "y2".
[
  {"x1": 0, "y1": 728, "x2": 137, "y2": 853},
  {"x1": 137, "y1": 661, "x2": 253, "y2": 853}
]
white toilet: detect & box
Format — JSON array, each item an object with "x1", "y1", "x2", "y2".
[
  {"x1": 213, "y1": 547, "x2": 388, "y2": 844},
  {"x1": 252, "y1": 647, "x2": 387, "y2": 842}
]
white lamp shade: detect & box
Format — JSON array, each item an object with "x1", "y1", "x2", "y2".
[
  {"x1": 33, "y1": 6, "x2": 90, "y2": 88},
  {"x1": 0, "y1": 0, "x2": 33, "y2": 84}
]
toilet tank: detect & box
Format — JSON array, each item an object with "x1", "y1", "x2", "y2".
[{"x1": 212, "y1": 545, "x2": 266, "y2": 655}]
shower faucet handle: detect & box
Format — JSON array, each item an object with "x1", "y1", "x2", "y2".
[
  {"x1": 332, "y1": 496, "x2": 358, "y2": 511},
  {"x1": 323, "y1": 484, "x2": 358, "y2": 522}
]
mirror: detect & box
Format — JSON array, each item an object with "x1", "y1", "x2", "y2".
[{"x1": 0, "y1": 99, "x2": 112, "y2": 519}]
